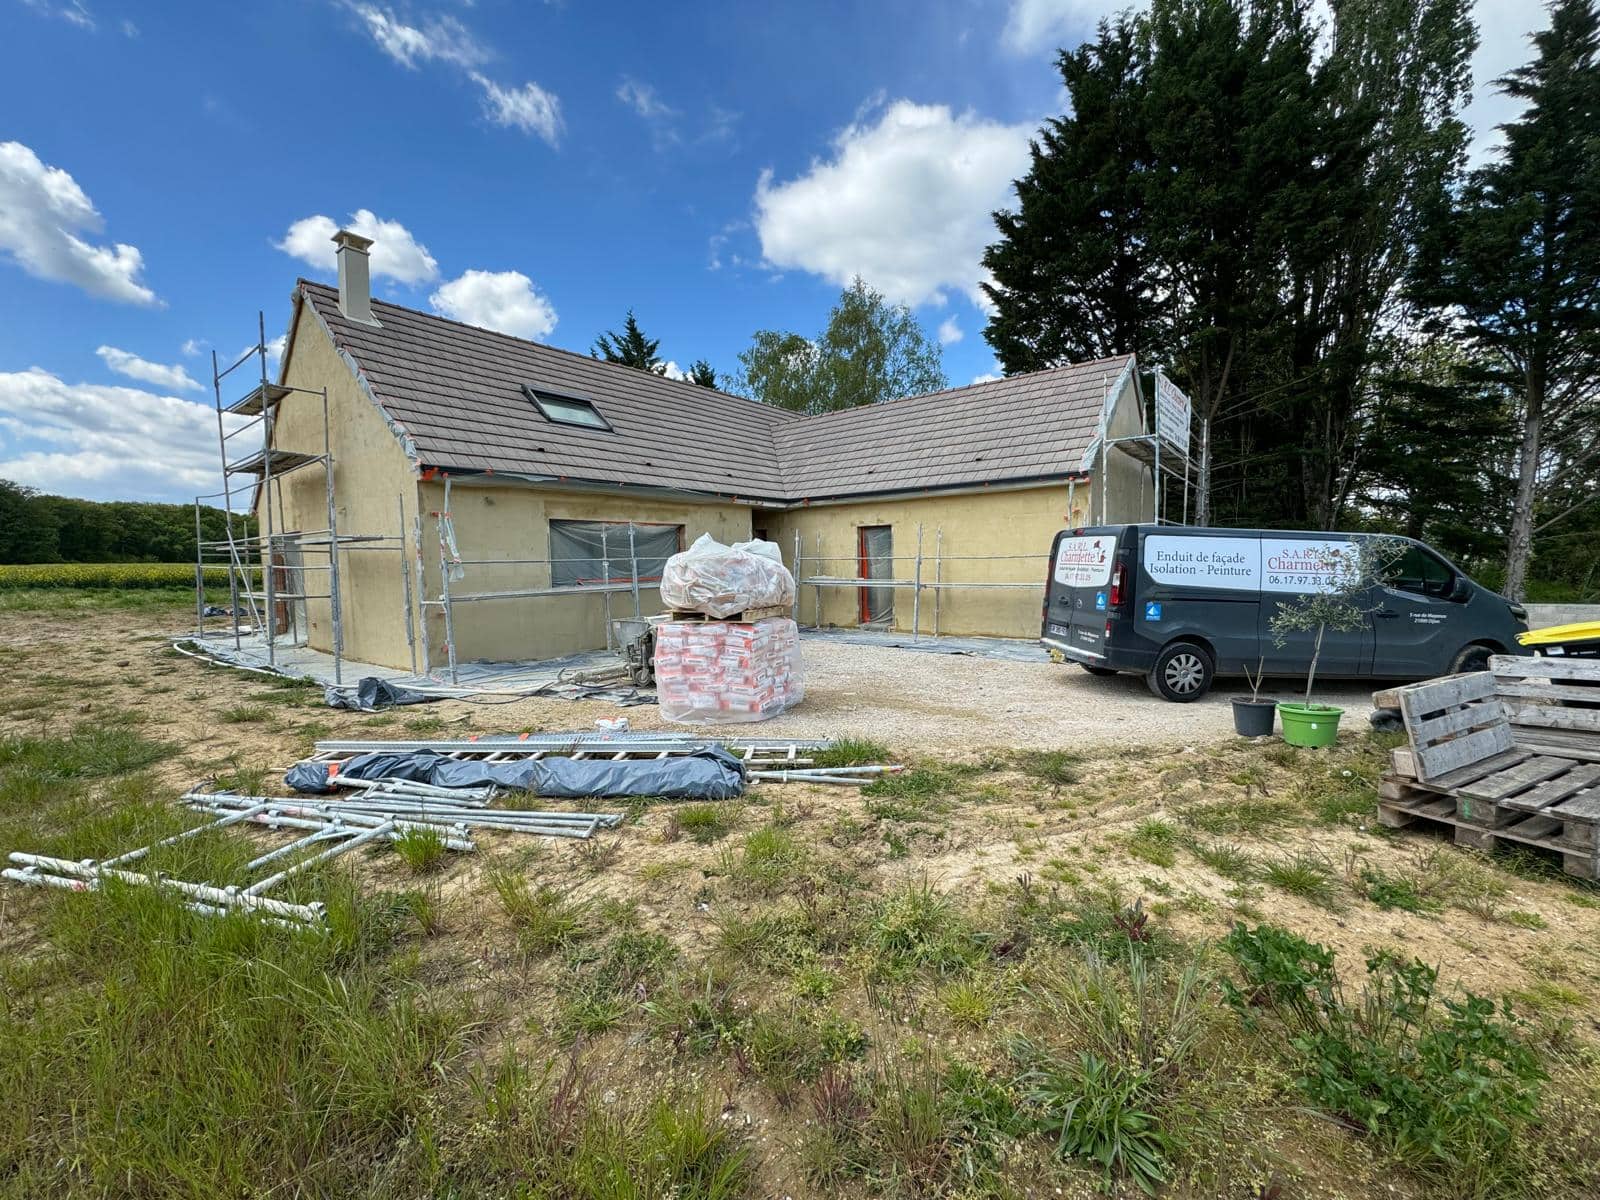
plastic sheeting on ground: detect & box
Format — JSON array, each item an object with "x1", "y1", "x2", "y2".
[
  {"x1": 324, "y1": 677, "x2": 441, "y2": 712},
  {"x1": 285, "y1": 746, "x2": 746, "y2": 800}
]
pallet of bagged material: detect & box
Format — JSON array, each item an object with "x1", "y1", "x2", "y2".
[{"x1": 662, "y1": 605, "x2": 792, "y2": 624}]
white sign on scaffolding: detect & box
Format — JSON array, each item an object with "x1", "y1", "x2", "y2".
[{"x1": 1154, "y1": 371, "x2": 1192, "y2": 459}]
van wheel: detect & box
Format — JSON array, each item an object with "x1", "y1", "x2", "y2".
[
  {"x1": 1147, "y1": 642, "x2": 1214, "y2": 702},
  {"x1": 1450, "y1": 643, "x2": 1495, "y2": 675},
  {"x1": 1084, "y1": 666, "x2": 1118, "y2": 677}
]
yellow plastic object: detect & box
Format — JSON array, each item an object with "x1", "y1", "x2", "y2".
[{"x1": 1518, "y1": 621, "x2": 1600, "y2": 647}]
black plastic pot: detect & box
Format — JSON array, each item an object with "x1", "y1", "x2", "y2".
[{"x1": 1231, "y1": 697, "x2": 1277, "y2": 737}]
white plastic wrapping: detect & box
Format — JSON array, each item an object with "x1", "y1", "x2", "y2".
[
  {"x1": 660, "y1": 533, "x2": 796, "y2": 617},
  {"x1": 655, "y1": 617, "x2": 805, "y2": 724}
]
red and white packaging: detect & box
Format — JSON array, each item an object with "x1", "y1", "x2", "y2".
[{"x1": 655, "y1": 616, "x2": 804, "y2": 724}]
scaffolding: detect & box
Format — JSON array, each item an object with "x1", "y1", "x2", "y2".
[
  {"x1": 419, "y1": 475, "x2": 657, "y2": 686},
  {"x1": 193, "y1": 313, "x2": 407, "y2": 684},
  {"x1": 791, "y1": 523, "x2": 1052, "y2": 640}
]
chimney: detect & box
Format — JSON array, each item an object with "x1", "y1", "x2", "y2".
[{"x1": 332, "y1": 229, "x2": 378, "y2": 324}]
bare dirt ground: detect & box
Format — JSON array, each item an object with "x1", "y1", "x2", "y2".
[
  {"x1": 2, "y1": 605, "x2": 1589, "y2": 1033},
  {"x1": 5, "y1": 601, "x2": 1599, "y2": 1199}
]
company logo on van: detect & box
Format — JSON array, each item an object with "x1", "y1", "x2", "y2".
[
  {"x1": 1054, "y1": 535, "x2": 1115, "y2": 588},
  {"x1": 1142, "y1": 535, "x2": 1355, "y2": 595}
]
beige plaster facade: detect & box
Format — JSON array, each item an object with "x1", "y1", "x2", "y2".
[{"x1": 258, "y1": 307, "x2": 1155, "y2": 670}]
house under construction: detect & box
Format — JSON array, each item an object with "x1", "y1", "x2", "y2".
[{"x1": 199, "y1": 230, "x2": 1178, "y2": 680}]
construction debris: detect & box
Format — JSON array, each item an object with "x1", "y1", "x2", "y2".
[
  {"x1": 4, "y1": 730, "x2": 899, "y2": 929},
  {"x1": 187, "y1": 793, "x2": 624, "y2": 840},
  {"x1": 324, "y1": 676, "x2": 439, "y2": 712},
  {"x1": 1, "y1": 799, "x2": 476, "y2": 929}
]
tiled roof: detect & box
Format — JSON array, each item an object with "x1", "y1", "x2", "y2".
[{"x1": 298, "y1": 281, "x2": 1131, "y2": 503}]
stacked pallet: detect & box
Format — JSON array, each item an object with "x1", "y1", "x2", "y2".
[
  {"x1": 654, "y1": 617, "x2": 804, "y2": 724},
  {"x1": 1376, "y1": 657, "x2": 1600, "y2": 879}
]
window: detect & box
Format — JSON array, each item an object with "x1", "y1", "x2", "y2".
[
  {"x1": 1389, "y1": 544, "x2": 1454, "y2": 598},
  {"x1": 549, "y1": 520, "x2": 683, "y2": 588},
  {"x1": 522, "y1": 385, "x2": 612, "y2": 431}
]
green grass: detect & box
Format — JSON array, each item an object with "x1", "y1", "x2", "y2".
[
  {"x1": 488, "y1": 869, "x2": 591, "y2": 955},
  {"x1": 1190, "y1": 840, "x2": 1259, "y2": 881},
  {"x1": 393, "y1": 826, "x2": 448, "y2": 874},
  {"x1": 810, "y1": 738, "x2": 891, "y2": 768},
  {"x1": 0, "y1": 865, "x2": 468, "y2": 1196},
  {"x1": 1262, "y1": 853, "x2": 1341, "y2": 908},
  {"x1": 1008, "y1": 748, "x2": 1085, "y2": 786},
  {"x1": 673, "y1": 801, "x2": 740, "y2": 844},
  {"x1": 218, "y1": 704, "x2": 271, "y2": 724},
  {"x1": 869, "y1": 878, "x2": 982, "y2": 976},
  {"x1": 1126, "y1": 819, "x2": 1181, "y2": 867},
  {"x1": 721, "y1": 824, "x2": 808, "y2": 894},
  {"x1": 0, "y1": 722, "x2": 171, "y2": 782}
]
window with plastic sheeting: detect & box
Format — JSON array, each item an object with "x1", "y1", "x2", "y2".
[{"x1": 549, "y1": 520, "x2": 684, "y2": 588}]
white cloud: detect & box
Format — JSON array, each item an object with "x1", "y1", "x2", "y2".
[
  {"x1": 754, "y1": 100, "x2": 1032, "y2": 308},
  {"x1": 617, "y1": 77, "x2": 677, "y2": 120},
  {"x1": 972, "y1": 370, "x2": 1003, "y2": 384},
  {"x1": 345, "y1": 4, "x2": 561, "y2": 147},
  {"x1": 0, "y1": 140, "x2": 158, "y2": 305},
  {"x1": 429, "y1": 269, "x2": 558, "y2": 340},
  {"x1": 274, "y1": 209, "x2": 439, "y2": 284},
  {"x1": 0, "y1": 368, "x2": 243, "y2": 502},
  {"x1": 348, "y1": 4, "x2": 487, "y2": 69},
  {"x1": 231, "y1": 335, "x2": 287, "y2": 376},
  {"x1": 22, "y1": 0, "x2": 97, "y2": 31},
  {"x1": 95, "y1": 346, "x2": 202, "y2": 392},
  {"x1": 181, "y1": 338, "x2": 205, "y2": 357},
  {"x1": 471, "y1": 74, "x2": 563, "y2": 145},
  {"x1": 1001, "y1": 0, "x2": 1113, "y2": 54},
  {"x1": 661, "y1": 360, "x2": 687, "y2": 380},
  {"x1": 937, "y1": 316, "x2": 963, "y2": 346}
]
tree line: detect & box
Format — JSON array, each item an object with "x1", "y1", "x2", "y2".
[
  {"x1": 600, "y1": 0, "x2": 1596, "y2": 602},
  {"x1": 0, "y1": 480, "x2": 253, "y2": 565},
  {"x1": 982, "y1": 0, "x2": 1600, "y2": 601}
]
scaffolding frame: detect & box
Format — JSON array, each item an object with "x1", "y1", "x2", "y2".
[
  {"x1": 418, "y1": 475, "x2": 657, "y2": 686},
  {"x1": 193, "y1": 312, "x2": 406, "y2": 684},
  {"x1": 791, "y1": 523, "x2": 1050, "y2": 640}
]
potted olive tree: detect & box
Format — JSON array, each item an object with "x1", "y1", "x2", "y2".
[
  {"x1": 1269, "y1": 537, "x2": 1400, "y2": 748},
  {"x1": 1231, "y1": 656, "x2": 1275, "y2": 736}
]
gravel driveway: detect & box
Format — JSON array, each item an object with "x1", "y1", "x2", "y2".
[
  {"x1": 746, "y1": 639, "x2": 1380, "y2": 751},
  {"x1": 459, "y1": 635, "x2": 1382, "y2": 753}
]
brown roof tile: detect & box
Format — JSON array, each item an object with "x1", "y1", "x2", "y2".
[{"x1": 298, "y1": 281, "x2": 1131, "y2": 504}]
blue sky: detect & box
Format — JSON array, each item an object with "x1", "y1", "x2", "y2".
[{"x1": 0, "y1": 0, "x2": 1550, "y2": 506}]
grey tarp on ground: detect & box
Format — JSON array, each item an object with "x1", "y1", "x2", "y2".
[
  {"x1": 324, "y1": 677, "x2": 440, "y2": 712},
  {"x1": 285, "y1": 746, "x2": 746, "y2": 800}
]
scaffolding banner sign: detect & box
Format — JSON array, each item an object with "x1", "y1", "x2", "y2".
[
  {"x1": 1142, "y1": 534, "x2": 1355, "y2": 594},
  {"x1": 1154, "y1": 373, "x2": 1192, "y2": 458},
  {"x1": 1054, "y1": 535, "x2": 1115, "y2": 588}
]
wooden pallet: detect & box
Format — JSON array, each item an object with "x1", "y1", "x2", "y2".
[
  {"x1": 1394, "y1": 671, "x2": 1511, "y2": 781},
  {"x1": 1378, "y1": 754, "x2": 1600, "y2": 878},
  {"x1": 660, "y1": 606, "x2": 792, "y2": 624}
]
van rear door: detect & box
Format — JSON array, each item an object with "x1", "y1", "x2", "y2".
[{"x1": 1043, "y1": 529, "x2": 1123, "y2": 663}]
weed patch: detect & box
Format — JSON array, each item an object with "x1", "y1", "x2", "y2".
[{"x1": 1221, "y1": 924, "x2": 1546, "y2": 1196}]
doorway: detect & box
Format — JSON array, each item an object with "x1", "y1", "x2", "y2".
[{"x1": 857, "y1": 525, "x2": 894, "y2": 626}]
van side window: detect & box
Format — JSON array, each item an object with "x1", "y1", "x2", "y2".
[{"x1": 1390, "y1": 545, "x2": 1453, "y2": 598}]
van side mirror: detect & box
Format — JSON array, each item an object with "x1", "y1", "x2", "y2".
[{"x1": 1449, "y1": 575, "x2": 1472, "y2": 602}]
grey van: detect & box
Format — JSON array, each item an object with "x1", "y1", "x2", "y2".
[{"x1": 1041, "y1": 525, "x2": 1529, "y2": 701}]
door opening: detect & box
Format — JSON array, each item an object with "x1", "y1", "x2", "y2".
[{"x1": 858, "y1": 525, "x2": 894, "y2": 626}]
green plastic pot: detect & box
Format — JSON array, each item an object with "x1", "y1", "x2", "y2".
[{"x1": 1277, "y1": 702, "x2": 1343, "y2": 748}]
